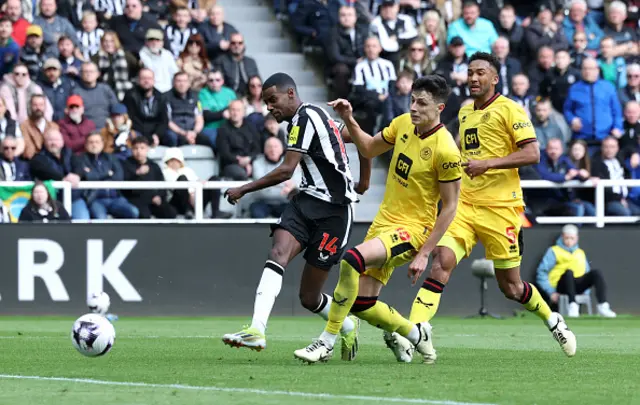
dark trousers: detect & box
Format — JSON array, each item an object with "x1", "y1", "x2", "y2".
[
  {"x1": 556, "y1": 269, "x2": 607, "y2": 303},
  {"x1": 330, "y1": 63, "x2": 353, "y2": 99},
  {"x1": 130, "y1": 198, "x2": 178, "y2": 219}
]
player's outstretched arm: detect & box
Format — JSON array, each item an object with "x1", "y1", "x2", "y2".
[
  {"x1": 330, "y1": 99, "x2": 393, "y2": 159},
  {"x1": 225, "y1": 151, "x2": 302, "y2": 204},
  {"x1": 407, "y1": 179, "x2": 461, "y2": 285},
  {"x1": 462, "y1": 141, "x2": 540, "y2": 179}
]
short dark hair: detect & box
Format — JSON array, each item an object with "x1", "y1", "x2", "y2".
[
  {"x1": 469, "y1": 52, "x2": 501, "y2": 74},
  {"x1": 0, "y1": 16, "x2": 12, "y2": 25},
  {"x1": 411, "y1": 74, "x2": 450, "y2": 104},
  {"x1": 462, "y1": 0, "x2": 479, "y2": 9},
  {"x1": 131, "y1": 136, "x2": 149, "y2": 146},
  {"x1": 263, "y1": 72, "x2": 297, "y2": 93}
]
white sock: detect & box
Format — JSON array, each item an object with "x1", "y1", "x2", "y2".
[
  {"x1": 319, "y1": 330, "x2": 338, "y2": 348},
  {"x1": 250, "y1": 260, "x2": 284, "y2": 334},
  {"x1": 312, "y1": 293, "x2": 355, "y2": 334},
  {"x1": 405, "y1": 324, "x2": 421, "y2": 345}
]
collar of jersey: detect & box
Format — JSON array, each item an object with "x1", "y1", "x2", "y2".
[
  {"x1": 414, "y1": 122, "x2": 443, "y2": 139},
  {"x1": 473, "y1": 92, "x2": 501, "y2": 111}
]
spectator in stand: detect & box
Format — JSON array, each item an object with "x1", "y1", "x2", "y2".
[
  {"x1": 562, "y1": 0, "x2": 603, "y2": 52},
  {"x1": 33, "y1": 0, "x2": 80, "y2": 54},
  {"x1": 250, "y1": 137, "x2": 298, "y2": 218},
  {"x1": 58, "y1": 94, "x2": 96, "y2": 154},
  {"x1": 369, "y1": 0, "x2": 417, "y2": 67},
  {"x1": 535, "y1": 138, "x2": 595, "y2": 216},
  {"x1": 398, "y1": 39, "x2": 432, "y2": 79},
  {"x1": 509, "y1": 74, "x2": 534, "y2": 118},
  {"x1": 564, "y1": 58, "x2": 623, "y2": 146},
  {"x1": 139, "y1": 29, "x2": 179, "y2": 94},
  {"x1": 492, "y1": 36, "x2": 521, "y2": 97},
  {"x1": 122, "y1": 137, "x2": 177, "y2": 219},
  {"x1": 72, "y1": 62, "x2": 119, "y2": 131},
  {"x1": 161, "y1": 147, "x2": 198, "y2": 218},
  {"x1": 101, "y1": 103, "x2": 139, "y2": 159},
  {"x1": 603, "y1": 1, "x2": 639, "y2": 60},
  {"x1": 216, "y1": 99, "x2": 260, "y2": 180},
  {"x1": 435, "y1": 36, "x2": 469, "y2": 103},
  {"x1": 536, "y1": 225, "x2": 617, "y2": 318},
  {"x1": 446, "y1": 1, "x2": 497, "y2": 57},
  {"x1": 533, "y1": 98, "x2": 570, "y2": 149},
  {"x1": 598, "y1": 36, "x2": 627, "y2": 89},
  {"x1": 591, "y1": 136, "x2": 640, "y2": 215},
  {"x1": 38, "y1": 58, "x2": 76, "y2": 122},
  {"x1": 383, "y1": 70, "x2": 412, "y2": 126},
  {"x1": 165, "y1": 6, "x2": 198, "y2": 58},
  {"x1": 123, "y1": 68, "x2": 168, "y2": 146},
  {"x1": 57, "y1": 0, "x2": 93, "y2": 28},
  {"x1": 619, "y1": 100, "x2": 640, "y2": 154},
  {"x1": 177, "y1": 33, "x2": 211, "y2": 92},
  {"x1": 0, "y1": 63, "x2": 53, "y2": 124},
  {"x1": 214, "y1": 32, "x2": 259, "y2": 97},
  {"x1": 0, "y1": 97, "x2": 24, "y2": 155},
  {"x1": 77, "y1": 11, "x2": 104, "y2": 60},
  {"x1": 618, "y1": 64, "x2": 640, "y2": 105},
  {"x1": 418, "y1": 10, "x2": 446, "y2": 68},
  {"x1": 291, "y1": 0, "x2": 333, "y2": 48},
  {"x1": 496, "y1": 5, "x2": 525, "y2": 62},
  {"x1": 198, "y1": 5, "x2": 237, "y2": 63},
  {"x1": 540, "y1": 50, "x2": 580, "y2": 113},
  {"x1": 18, "y1": 181, "x2": 70, "y2": 222},
  {"x1": 109, "y1": 0, "x2": 162, "y2": 55},
  {"x1": 74, "y1": 131, "x2": 139, "y2": 219},
  {"x1": 524, "y1": 4, "x2": 569, "y2": 64},
  {"x1": 20, "y1": 94, "x2": 58, "y2": 159},
  {"x1": 20, "y1": 25, "x2": 52, "y2": 80},
  {"x1": 0, "y1": 17, "x2": 20, "y2": 76},
  {"x1": 91, "y1": 32, "x2": 135, "y2": 102},
  {"x1": 29, "y1": 128, "x2": 89, "y2": 219},
  {"x1": 568, "y1": 140, "x2": 592, "y2": 174},
  {"x1": 4, "y1": 0, "x2": 29, "y2": 47},
  {"x1": 527, "y1": 46, "x2": 555, "y2": 97},
  {"x1": 569, "y1": 31, "x2": 590, "y2": 70},
  {"x1": 243, "y1": 75, "x2": 268, "y2": 117},
  {"x1": 165, "y1": 71, "x2": 216, "y2": 148},
  {"x1": 260, "y1": 114, "x2": 286, "y2": 150},
  {"x1": 0, "y1": 136, "x2": 30, "y2": 181},
  {"x1": 326, "y1": 5, "x2": 366, "y2": 99},
  {"x1": 351, "y1": 36, "x2": 396, "y2": 135},
  {"x1": 57, "y1": 35, "x2": 82, "y2": 80},
  {"x1": 140, "y1": 0, "x2": 172, "y2": 24}
]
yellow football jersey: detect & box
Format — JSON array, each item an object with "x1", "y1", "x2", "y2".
[
  {"x1": 458, "y1": 94, "x2": 537, "y2": 207},
  {"x1": 375, "y1": 113, "x2": 462, "y2": 232}
]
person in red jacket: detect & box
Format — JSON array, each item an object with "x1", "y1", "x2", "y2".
[{"x1": 57, "y1": 94, "x2": 96, "y2": 154}]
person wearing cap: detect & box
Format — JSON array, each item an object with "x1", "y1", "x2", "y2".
[
  {"x1": 108, "y1": 0, "x2": 163, "y2": 55},
  {"x1": 37, "y1": 57, "x2": 76, "y2": 121},
  {"x1": 101, "y1": 103, "x2": 140, "y2": 159},
  {"x1": 536, "y1": 224, "x2": 616, "y2": 318},
  {"x1": 33, "y1": 0, "x2": 80, "y2": 53},
  {"x1": 524, "y1": 4, "x2": 570, "y2": 63},
  {"x1": 0, "y1": 17, "x2": 20, "y2": 76},
  {"x1": 58, "y1": 94, "x2": 96, "y2": 154},
  {"x1": 20, "y1": 25, "x2": 55, "y2": 80},
  {"x1": 369, "y1": 0, "x2": 418, "y2": 67},
  {"x1": 446, "y1": 1, "x2": 498, "y2": 57},
  {"x1": 139, "y1": 28, "x2": 178, "y2": 93},
  {"x1": 434, "y1": 36, "x2": 469, "y2": 108}
]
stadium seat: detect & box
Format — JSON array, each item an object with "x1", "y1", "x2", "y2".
[
  {"x1": 148, "y1": 146, "x2": 168, "y2": 165},
  {"x1": 179, "y1": 145, "x2": 219, "y2": 179},
  {"x1": 467, "y1": 259, "x2": 501, "y2": 319},
  {"x1": 558, "y1": 294, "x2": 593, "y2": 316}
]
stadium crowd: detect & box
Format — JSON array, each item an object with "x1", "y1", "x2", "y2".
[{"x1": 0, "y1": 0, "x2": 637, "y2": 221}]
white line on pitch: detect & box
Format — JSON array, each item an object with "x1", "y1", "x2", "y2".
[
  {"x1": 0, "y1": 333, "x2": 624, "y2": 339},
  {"x1": 0, "y1": 374, "x2": 496, "y2": 405}
]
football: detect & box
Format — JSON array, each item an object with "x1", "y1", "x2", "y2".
[
  {"x1": 71, "y1": 313, "x2": 116, "y2": 357},
  {"x1": 87, "y1": 292, "x2": 111, "y2": 315}
]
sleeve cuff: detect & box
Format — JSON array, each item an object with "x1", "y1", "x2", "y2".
[
  {"x1": 439, "y1": 177, "x2": 461, "y2": 183},
  {"x1": 516, "y1": 138, "x2": 537, "y2": 147}
]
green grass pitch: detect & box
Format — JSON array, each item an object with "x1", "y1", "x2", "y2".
[{"x1": 0, "y1": 315, "x2": 638, "y2": 405}]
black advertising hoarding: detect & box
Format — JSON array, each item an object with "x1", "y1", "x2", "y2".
[{"x1": 0, "y1": 224, "x2": 638, "y2": 315}]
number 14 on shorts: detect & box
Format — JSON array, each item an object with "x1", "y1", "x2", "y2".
[{"x1": 319, "y1": 233, "x2": 338, "y2": 255}]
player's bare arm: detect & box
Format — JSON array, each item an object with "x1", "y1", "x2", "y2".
[
  {"x1": 341, "y1": 127, "x2": 372, "y2": 195},
  {"x1": 462, "y1": 141, "x2": 540, "y2": 179},
  {"x1": 225, "y1": 150, "x2": 303, "y2": 204},
  {"x1": 407, "y1": 178, "x2": 461, "y2": 285},
  {"x1": 329, "y1": 99, "x2": 393, "y2": 159}
]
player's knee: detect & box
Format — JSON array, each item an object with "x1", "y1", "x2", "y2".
[
  {"x1": 298, "y1": 290, "x2": 320, "y2": 311},
  {"x1": 499, "y1": 281, "x2": 522, "y2": 301},
  {"x1": 268, "y1": 245, "x2": 291, "y2": 268}
]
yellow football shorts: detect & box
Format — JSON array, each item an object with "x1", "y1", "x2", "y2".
[
  {"x1": 438, "y1": 202, "x2": 524, "y2": 270},
  {"x1": 361, "y1": 223, "x2": 428, "y2": 285}
]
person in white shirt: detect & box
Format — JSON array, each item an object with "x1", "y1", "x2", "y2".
[
  {"x1": 369, "y1": 0, "x2": 417, "y2": 67},
  {"x1": 139, "y1": 29, "x2": 179, "y2": 93}
]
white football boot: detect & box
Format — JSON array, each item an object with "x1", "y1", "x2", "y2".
[
  {"x1": 549, "y1": 313, "x2": 577, "y2": 357},
  {"x1": 383, "y1": 331, "x2": 414, "y2": 363},
  {"x1": 413, "y1": 322, "x2": 437, "y2": 364},
  {"x1": 293, "y1": 339, "x2": 334, "y2": 364}
]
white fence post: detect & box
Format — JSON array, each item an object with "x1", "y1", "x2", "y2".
[
  {"x1": 61, "y1": 182, "x2": 72, "y2": 216},
  {"x1": 194, "y1": 183, "x2": 204, "y2": 221}
]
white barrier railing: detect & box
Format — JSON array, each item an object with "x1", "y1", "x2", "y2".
[{"x1": 2, "y1": 179, "x2": 640, "y2": 227}]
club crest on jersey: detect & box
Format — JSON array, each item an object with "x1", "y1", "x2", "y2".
[
  {"x1": 401, "y1": 133, "x2": 409, "y2": 142},
  {"x1": 481, "y1": 112, "x2": 491, "y2": 123},
  {"x1": 288, "y1": 126, "x2": 300, "y2": 146},
  {"x1": 420, "y1": 147, "x2": 432, "y2": 161}
]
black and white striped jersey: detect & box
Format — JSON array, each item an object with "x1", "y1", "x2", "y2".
[{"x1": 286, "y1": 103, "x2": 357, "y2": 205}]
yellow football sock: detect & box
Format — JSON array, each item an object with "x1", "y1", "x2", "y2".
[
  {"x1": 409, "y1": 278, "x2": 445, "y2": 323},
  {"x1": 521, "y1": 282, "x2": 552, "y2": 321},
  {"x1": 354, "y1": 300, "x2": 414, "y2": 336},
  {"x1": 325, "y1": 249, "x2": 363, "y2": 335}
]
